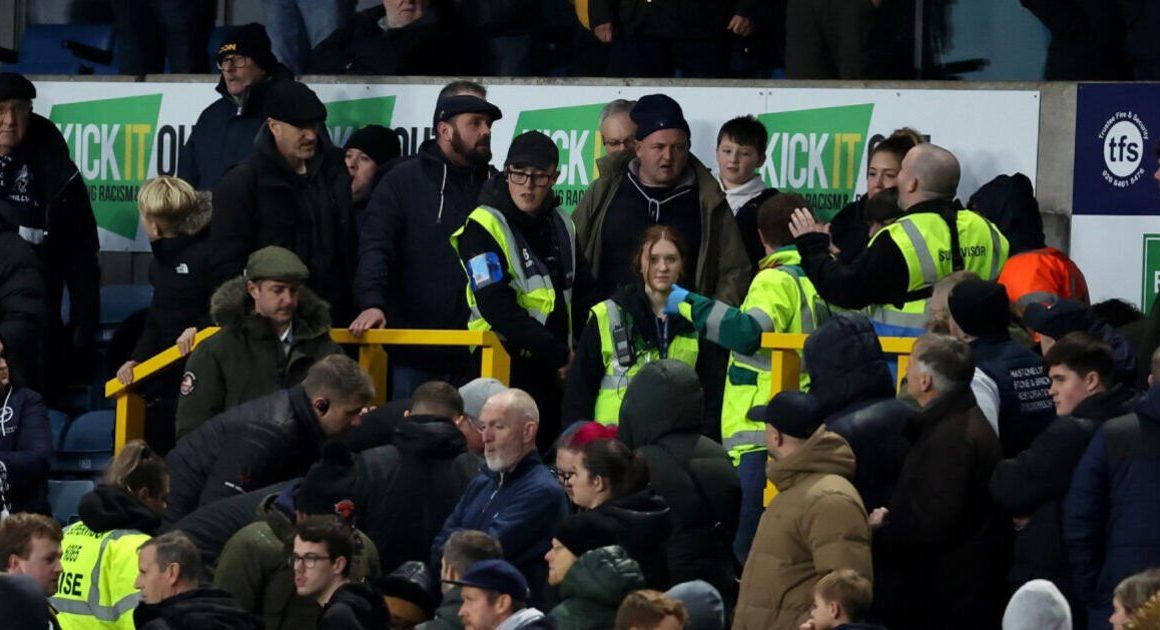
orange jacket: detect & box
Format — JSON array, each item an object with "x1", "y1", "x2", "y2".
[{"x1": 999, "y1": 247, "x2": 1090, "y2": 313}]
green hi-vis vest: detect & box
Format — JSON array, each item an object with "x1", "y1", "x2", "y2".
[
  {"x1": 590, "y1": 298, "x2": 700, "y2": 425},
  {"x1": 720, "y1": 249, "x2": 824, "y2": 465},
  {"x1": 451, "y1": 204, "x2": 577, "y2": 339},
  {"x1": 52, "y1": 522, "x2": 150, "y2": 630},
  {"x1": 866, "y1": 209, "x2": 1009, "y2": 333}
]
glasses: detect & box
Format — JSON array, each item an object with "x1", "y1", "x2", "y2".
[
  {"x1": 217, "y1": 55, "x2": 250, "y2": 70},
  {"x1": 549, "y1": 466, "x2": 575, "y2": 484},
  {"x1": 603, "y1": 138, "x2": 633, "y2": 151},
  {"x1": 506, "y1": 169, "x2": 555, "y2": 187},
  {"x1": 288, "y1": 553, "x2": 331, "y2": 569}
]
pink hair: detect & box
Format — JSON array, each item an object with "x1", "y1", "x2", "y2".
[{"x1": 557, "y1": 422, "x2": 619, "y2": 452}]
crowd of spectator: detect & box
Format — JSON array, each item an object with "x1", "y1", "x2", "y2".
[{"x1": 2, "y1": 19, "x2": 1160, "y2": 628}]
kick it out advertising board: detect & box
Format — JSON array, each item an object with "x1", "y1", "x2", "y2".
[
  {"x1": 1071, "y1": 84, "x2": 1160, "y2": 311},
  {"x1": 31, "y1": 80, "x2": 1039, "y2": 252}
]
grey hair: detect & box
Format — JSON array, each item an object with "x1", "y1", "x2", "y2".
[
  {"x1": 486, "y1": 388, "x2": 540, "y2": 425},
  {"x1": 912, "y1": 333, "x2": 974, "y2": 393},
  {"x1": 600, "y1": 99, "x2": 636, "y2": 125},
  {"x1": 139, "y1": 531, "x2": 201, "y2": 585}
]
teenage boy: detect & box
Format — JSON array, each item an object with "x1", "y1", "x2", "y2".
[
  {"x1": 293, "y1": 516, "x2": 391, "y2": 629},
  {"x1": 717, "y1": 115, "x2": 777, "y2": 269},
  {"x1": 800, "y1": 569, "x2": 879, "y2": 630}
]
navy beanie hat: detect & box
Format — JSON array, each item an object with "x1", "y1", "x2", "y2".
[{"x1": 630, "y1": 94, "x2": 691, "y2": 141}]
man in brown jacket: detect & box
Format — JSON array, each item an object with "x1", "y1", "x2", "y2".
[
  {"x1": 572, "y1": 93, "x2": 750, "y2": 305},
  {"x1": 869, "y1": 333, "x2": 1009, "y2": 630},
  {"x1": 733, "y1": 390, "x2": 872, "y2": 630}
]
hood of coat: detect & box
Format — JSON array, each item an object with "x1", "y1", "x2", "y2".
[
  {"x1": 596, "y1": 488, "x2": 672, "y2": 545},
  {"x1": 256, "y1": 491, "x2": 297, "y2": 545},
  {"x1": 393, "y1": 414, "x2": 468, "y2": 458},
  {"x1": 209, "y1": 275, "x2": 331, "y2": 334},
  {"x1": 767, "y1": 426, "x2": 856, "y2": 490},
  {"x1": 78, "y1": 484, "x2": 162, "y2": 535},
  {"x1": 133, "y1": 587, "x2": 262, "y2": 630},
  {"x1": 558, "y1": 545, "x2": 645, "y2": 606},
  {"x1": 618, "y1": 359, "x2": 703, "y2": 448},
  {"x1": 324, "y1": 582, "x2": 391, "y2": 628},
  {"x1": 804, "y1": 314, "x2": 897, "y2": 417},
  {"x1": 967, "y1": 172, "x2": 1044, "y2": 255}
]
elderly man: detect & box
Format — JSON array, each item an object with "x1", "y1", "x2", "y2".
[
  {"x1": 179, "y1": 23, "x2": 291, "y2": 190},
  {"x1": 175, "y1": 246, "x2": 341, "y2": 437},
  {"x1": 430, "y1": 389, "x2": 568, "y2": 605},
  {"x1": 790, "y1": 143, "x2": 1009, "y2": 339},
  {"x1": 870, "y1": 333, "x2": 1008, "y2": 630},
  {"x1": 598, "y1": 99, "x2": 636, "y2": 156},
  {"x1": 0, "y1": 73, "x2": 98, "y2": 395},
  {"x1": 210, "y1": 79, "x2": 357, "y2": 322},
  {"x1": 574, "y1": 93, "x2": 749, "y2": 304},
  {"x1": 351, "y1": 83, "x2": 502, "y2": 398},
  {"x1": 133, "y1": 531, "x2": 258, "y2": 629}
]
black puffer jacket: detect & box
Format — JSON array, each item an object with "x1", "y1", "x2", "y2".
[
  {"x1": 354, "y1": 139, "x2": 494, "y2": 370},
  {"x1": 308, "y1": 5, "x2": 479, "y2": 75},
  {"x1": 134, "y1": 587, "x2": 263, "y2": 630},
  {"x1": 804, "y1": 314, "x2": 914, "y2": 510},
  {"x1": 131, "y1": 202, "x2": 214, "y2": 362},
  {"x1": 617, "y1": 359, "x2": 740, "y2": 600},
  {"x1": 178, "y1": 66, "x2": 293, "y2": 190},
  {"x1": 172, "y1": 479, "x2": 295, "y2": 571},
  {"x1": 591, "y1": 488, "x2": 673, "y2": 590},
  {"x1": 0, "y1": 203, "x2": 44, "y2": 387},
  {"x1": 210, "y1": 123, "x2": 357, "y2": 322},
  {"x1": 990, "y1": 385, "x2": 1137, "y2": 599},
  {"x1": 318, "y1": 582, "x2": 391, "y2": 630},
  {"x1": 164, "y1": 385, "x2": 325, "y2": 526},
  {"x1": 356, "y1": 415, "x2": 481, "y2": 572}
]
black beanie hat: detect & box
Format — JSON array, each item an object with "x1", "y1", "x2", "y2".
[
  {"x1": 948, "y1": 279, "x2": 1011, "y2": 338},
  {"x1": 747, "y1": 390, "x2": 822, "y2": 439},
  {"x1": 216, "y1": 23, "x2": 279, "y2": 74},
  {"x1": 344, "y1": 124, "x2": 401, "y2": 166},
  {"x1": 505, "y1": 131, "x2": 559, "y2": 171},
  {"x1": 554, "y1": 513, "x2": 619, "y2": 557},
  {"x1": 0, "y1": 73, "x2": 34, "y2": 102},
  {"x1": 1022, "y1": 299, "x2": 1094, "y2": 340},
  {"x1": 265, "y1": 80, "x2": 327, "y2": 127},
  {"x1": 296, "y1": 441, "x2": 358, "y2": 521},
  {"x1": 630, "y1": 94, "x2": 690, "y2": 141}
]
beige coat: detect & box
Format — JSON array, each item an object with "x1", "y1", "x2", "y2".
[{"x1": 733, "y1": 427, "x2": 872, "y2": 630}]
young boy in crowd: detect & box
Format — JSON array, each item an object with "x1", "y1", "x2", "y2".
[
  {"x1": 717, "y1": 115, "x2": 778, "y2": 269},
  {"x1": 800, "y1": 569, "x2": 880, "y2": 630}
]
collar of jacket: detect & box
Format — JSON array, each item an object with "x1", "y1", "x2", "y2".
[
  {"x1": 478, "y1": 174, "x2": 561, "y2": 225},
  {"x1": 418, "y1": 138, "x2": 494, "y2": 180},
  {"x1": 625, "y1": 156, "x2": 696, "y2": 201},
  {"x1": 758, "y1": 245, "x2": 801, "y2": 271},
  {"x1": 288, "y1": 383, "x2": 325, "y2": 454},
  {"x1": 909, "y1": 386, "x2": 978, "y2": 439},
  {"x1": 767, "y1": 426, "x2": 856, "y2": 490},
  {"x1": 254, "y1": 125, "x2": 334, "y2": 184},
  {"x1": 899, "y1": 197, "x2": 962, "y2": 219},
  {"x1": 211, "y1": 276, "x2": 331, "y2": 337},
  {"x1": 255, "y1": 492, "x2": 296, "y2": 543},
  {"x1": 1071, "y1": 384, "x2": 1138, "y2": 421},
  {"x1": 485, "y1": 449, "x2": 545, "y2": 484}
]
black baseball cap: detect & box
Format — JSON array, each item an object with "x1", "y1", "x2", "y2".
[{"x1": 443, "y1": 559, "x2": 529, "y2": 602}]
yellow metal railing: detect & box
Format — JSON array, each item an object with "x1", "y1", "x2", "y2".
[
  {"x1": 760, "y1": 332, "x2": 917, "y2": 504},
  {"x1": 105, "y1": 328, "x2": 511, "y2": 453}
]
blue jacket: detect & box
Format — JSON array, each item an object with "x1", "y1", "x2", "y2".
[
  {"x1": 0, "y1": 387, "x2": 51, "y2": 515},
  {"x1": 177, "y1": 68, "x2": 291, "y2": 191},
  {"x1": 971, "y1": 335, "x2": 1056, "y2": 458},
  {"x1": 430, "y1": 450, "x2": 567, "y2": 599},
  {"x1": 1064, "y1": 386, "x2": 1160, "y2": 629}
]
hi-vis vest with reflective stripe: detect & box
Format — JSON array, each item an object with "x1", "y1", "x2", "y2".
[
  {"x1": 721, "y1": 250, "x2": 823, "y2": 464},
  {"x1": 867, "y1": 209, "x2": 1009, "y2": 336},
  {"x1": 451, "y1": 204, "x2": 577, "y2": 337},
  {"x1": 52, "y1": 521, "x2": 150, "y2": 630},
  {"x1": 591, "y1": 299, "x2": 699, "y2": 425}
]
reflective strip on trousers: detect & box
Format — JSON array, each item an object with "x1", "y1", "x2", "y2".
[
  {"x1": 723, "y1": 430, "x2": 767, "y2": 452},
  {"x1": 899, "y1": 219, "x2": 939, "y2": 285}
]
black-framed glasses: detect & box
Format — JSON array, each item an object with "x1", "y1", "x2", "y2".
[
  {"x1": 288, "y1": 553, "x2": 331, "y2": 569},
  {"x1": 549, "y1": 466, "x2": 575, "y2": 484},
  {"x1": 217, "y1": 55, "x2": 250, "y2": 70},
  {"x1": 506, "y1": 169, "x2": 554, "y2": 187}
]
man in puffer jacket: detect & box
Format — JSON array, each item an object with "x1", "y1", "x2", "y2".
[
  {"x1": 616, "y1": 360, "x2": 740, "y2": 607},
  {"x1": 803, "y1": 314, "x2": 914, "y2": 510},
  {"x1": 546, "y1": 514, "x2": 644, "y2": 629}
]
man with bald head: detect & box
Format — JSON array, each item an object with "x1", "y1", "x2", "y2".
[
  {"x1": 789, "y1": 143, "x2": 1010, "y2": 338},
  {"x1": 430, "y1": 388, "x2": 568, "y2": 605}
]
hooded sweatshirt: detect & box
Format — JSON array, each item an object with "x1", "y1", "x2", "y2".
[
  {"x1": 617, "y1": 359, "x2": 740, "y2": 601},
  {"x1": 733, "y1": 427, "x2": 870, "y2": 630},
  {"x1": 318, "y1": 582, "x2": 391, "y2": 630}
]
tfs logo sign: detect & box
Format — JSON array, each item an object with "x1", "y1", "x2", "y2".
[{"x1": 1099, "y1": 111, "x2": 1149, "y2": 188}]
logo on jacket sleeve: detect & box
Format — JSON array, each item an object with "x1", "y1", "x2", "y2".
[{"x1": 179, "y1": 371, "x2": 196, "y2": 396}]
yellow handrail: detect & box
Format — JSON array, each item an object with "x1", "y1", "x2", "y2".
[{"x1": 105, "y1": 328, "x2": 511, "y2": 453}]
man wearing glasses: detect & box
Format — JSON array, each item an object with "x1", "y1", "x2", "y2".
[
  {"x1": 292, "y1": 516, "x2": 390, "y2": 630},
  {"x1": 179, "y1": 23, "x2": 292, "y2": 191},
  {"x1": 451, "y1": 131, "x2": 594, "y2": 450}
]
